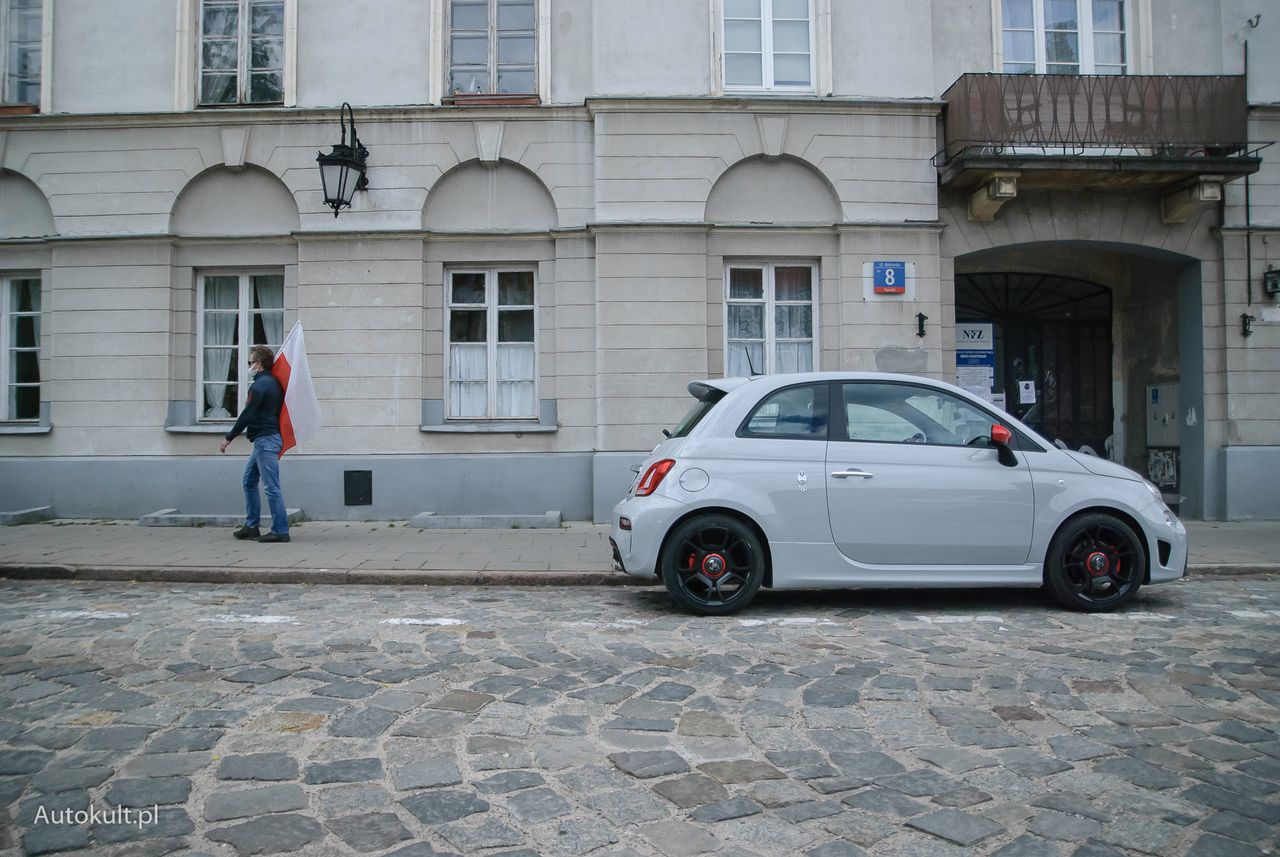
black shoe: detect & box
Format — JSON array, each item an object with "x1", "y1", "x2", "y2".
[
  {"x1": 259, "y1": 532, "x2": 291, "y2": 543},
  {"x1": 233, "y1": 525, "x2": 260, "y2": 540}
]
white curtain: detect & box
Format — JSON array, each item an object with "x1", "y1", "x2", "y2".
[
  {"x1": 202, "y1": 278, "x2": 238, "y2": 418},
  {"x1": 727, "y1": 341, "x2": 765, "y2": 377},
  {"x1": 449, "y1": 344, "x2": 488, "y2": 417},
  {"x1": 496, "y1": 343, "x2": 535, "y2": 417},
  {"x1": 254, "y1": 275, "x2": 285, "y2": 347},
  {"x1": 775, "y1": 342, "x2": 813, "y2": 374}
]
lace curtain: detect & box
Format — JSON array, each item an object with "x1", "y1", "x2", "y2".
[{"x1": 202, "y1": 277, "x2": 238, "y2": 418}]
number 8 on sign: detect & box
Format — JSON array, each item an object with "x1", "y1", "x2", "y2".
[{"x1": 873, "y1": 261, "x2": 907, "y2": 295}]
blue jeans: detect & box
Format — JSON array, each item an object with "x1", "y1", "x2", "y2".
[{"x1": 242, "y1": 433, "x2": 288, "y2": 535}]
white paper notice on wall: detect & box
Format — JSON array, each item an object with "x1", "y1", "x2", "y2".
[{"x1": 1019, "y1": 381, "x2": 1037, "y2": 405}]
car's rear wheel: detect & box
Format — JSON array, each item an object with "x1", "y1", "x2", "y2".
[
  {"x1": 1045, "y1": 513, "x2": 1144, "y2": 611},
  {"x1": 660, "y1": 514, "x2": 765, "y2": 615}
]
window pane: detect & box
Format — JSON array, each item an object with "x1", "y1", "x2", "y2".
[
  {"x1": 201, "y1": 74, "x2": 237, "y2": 104},
  {"x1": 452, "y1": 34, "x2": 488, "y2": 65},
  {"x1": 497, "y1": 0, "x2": 535, "y2": 31},
  {"x1": 726, "y1": 0, "x2": 760, "y2": 17},
  {"x1": 725, "y1": 20, "x2": 761, "y2": 52},
  {"x1": 498, "y1": 272, "x2": 534, "y2": 306},
  {"x1": 498, "y1": 35, "x2": 535, "y2": 64},
  {"x1": 10, "y1": 45, "x2": 38, "y2": 76},
  {"x1": 1003, "y1": 62, "x2": 1036, "y2": 74},
  {"x1": 249, "y1": 72, "x2": 283, "y2": 102},
  {"x1": 774, "y1": 267, "x2": 812, "y2": 301},
  {"x1": 202, "y1": 3, "x2": 238, "y2": 37},
  {"x1": 775, "y1": 305, "x2": 812, "y2": 339},
  {"x1": 727, "y1": 341, "x2": 765, "y2": 377},
  {"x1": 773, "y1": 20, "x2": 809, "y2": 52},
  {"x1": 498, "y1": 309, "x2": 534, "y2": 342},
  {"x1": 12, "y1": 3, "x2": 40, "y2": 42},
  {"x1": 1045, "y1": 31, "x2": 1079, "y2": 64},
  {"x1": 775, "y1": 342, "x2": 811, "y2": 373},
  {"x1": 250, "y1": 1, "x2": 284, "y2": 35},
  {"x1": 1003, "y1": 30, "x2": 1035, "y2": 63},
  {"x1": 451, "y1": 309, "x2": 487, "y2": 343},
  {"x1": 725, "y1": 54, "x2": 762, "y2": 87},
  {"x1": 729, "y1": 268, "x2": 764, "y2": 300},
  {"x1": 13, "y1": 315, "x2": 38, "y2": 348},
  {"x1": 772, "y1": 54, "x2": 810, "y2": 86},
  {"x1": 13, "y1": 350, "x2": 39, "y2": 383},
  {"x1": 11, "y1": 279, "x2": 39, "y2": 312},
  {"x1": 452, "y1": 273, "x2": 486, "y2": 304},
  {"x1": 1094, "y1": 33, "x2": 1124, "y2": 65},
  {"x1": 1094, "y1": 0, "x2": 1123, "y2": 30},
  {"x1": 496, "y1": 69, "x2": 534, "y2": 93},
  {"x1": 251, "y1": 37, "x2": 283, "y2": 70},
  {"x1": 1043, "y1": 0, "x2": 1078, "y2": 30},
  {"x1": 12, "y1": 385, "x2": 39, "y2": 419},
  {"x1": 451, "y1": 2, "x2": 488, "y2": 30},
  {"x1": 1002, "y1": 0, "x2": 1033, "y2": 29},
  {"x1": 449, "y1": 343, "x2": 487, "y2": 380},
  {"x1": 744, "y1": 384, "x2": 825, "y2": 438},
  {"x1": 728, "y1": 304, "x2": 764, "y2": 339},
  {"x1": 774, "y1": 0, "x2": 809, "y2": 19},
  {"x1": 202, "y1": 39, "x2": 238, "y2": 71},
  {"x1": 1046, "y1": 62, "x2": 1079, "y2": 74},
  {"x1": 204, "y1": 276, "x2": 239, "y2": 310},
  {"x1": 497, "y1": 343, "x2": 534, "y2": 380},
  {"x1": 450, "y1": 70, "x2": 489, "y2": 94}
]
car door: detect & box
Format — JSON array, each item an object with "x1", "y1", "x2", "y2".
[{"x1": 825, "y1": 380, "x2": 1035, "y2": 567}]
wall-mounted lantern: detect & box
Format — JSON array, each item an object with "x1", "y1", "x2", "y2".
[
  {"x1": 915, "y1": 313, "x2": 928, "y2": 338},
  {"x1": 316, "y1": 102, "x2": 368, "y2": 217}
]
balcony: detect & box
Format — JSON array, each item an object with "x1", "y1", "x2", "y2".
[{"x1": 937, "y1": 74, "x2": 1263, "y2": 222}]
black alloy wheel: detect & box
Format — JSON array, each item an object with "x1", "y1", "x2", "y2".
[
  {"x1": 660, "y1": 514, "x2": 765, "y2": 615},
  {"x1": 1045, "y1": 513, "x2": 1144, "y2": 611}
]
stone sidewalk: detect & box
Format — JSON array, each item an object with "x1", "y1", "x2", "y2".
[{"x1": 0, "y1": 518, "x2": 1276, "y2": 586}]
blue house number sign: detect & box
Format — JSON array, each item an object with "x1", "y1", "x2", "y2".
[{"x1": 873, "y1": 261, "x2": 907, "y2": 294}]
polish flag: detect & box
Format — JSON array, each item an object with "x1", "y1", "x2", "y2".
[{"x1": 271, "y1": 321, "x2": 322, "y2": 457}]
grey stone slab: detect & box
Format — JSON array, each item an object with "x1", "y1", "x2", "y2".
[
  {"x1": 473, "y1": 770, "x2": 545, "y2": 793},
  {"x1": 1030, "y1": 792, "x2": 1113, "y2": 823},
  {"x1": 637, "y1": 819, "x2": 723, "y2": 856},
  {"x1": 92, "y1": 807, "x2": 195, "y2": 844},
  {"x1": 654, "y1": 774, "x2": 732, "y2": 808},
  {"x1": 1201, "y1": 810, "x2": 1276, "y2": 843},
  {"x1": 610, "y1": 750, "x2": 690, "y2": 779},
  {"x1": 776, "y1": 800, "x2": 844, "y2": 823},
  {"x1": 79, "y1": 725, "x2": 156, "y2": 752},
  {"x1": 831, "y1": 751, "x2": 907, "y2": 779},
  {"x1": 802, "y1": 677, "x2": 862, "y2": 707},
  {"x1": 504, "y1": 786, "x2": 574, "y2": 823},
  {"x1": 990, "y1": 834, "x2": 1064, "y2": 856},
  {"x1": 326, "y1": 812, "x2": 413, "y2": 852},
  {"x1": 1182, "y1": 833, "x2": 1266, "y2": 856},
  {"x1": 917, "y1": 746, "x2": 998, "y2": 774},
  {"x1": 122, "y1": 752, "x2": 212, "y2": 778},
  {"x1": 438, "y1": 816, "x2": 524, "y2": 851},
  {"x1": 1093, "y1": 756, "x2": 1182, "y2": 790},
  {"x1": 843, "y1": 787, "x2": 927, "y2": 817},
  {"x1": 180, "y1": 709, "x2": 248, "y2": 728},
  {"x1": 690, "y1": 795, "x2": 763, "y2": 823},
  {"x1": 104, "y1": 777, "x2": 193, "y2": 807},
  {"x1": 431, "y1": 690, "x2": 495, "y2": 713},
  {"x1": 391, "y1": 756, "x2": 462, "y2": 790},
  {"x1": 805, "y1": 843, "x2": 869, "y2": 857},
  {"x1": 1029, "y1": 811, "x2": 1104, "y2": 840},
  {"x1": 876, "y1": 768, "x2": 958, "y2": 797},
  {"x1": 1213, "y1": 721, "x2": 1274, "y2": 744},
  {"x1": 1048, "y1": 736, "x2": 1114, "y2": 762},
  {"x1": 999, "y1": 748, "x2": 1074, "y2": 778},
  {"x1": 400, "y1": 789, "x2": 490, "y2": 824},
  {"x1": 30, "y1": 765, "x2": 112, "y2": 793},
  {"x1": 303, "y1": 757, "x2": 383, "y2": 784},
  {"x1": 699, "y1": 759, "x2": 786, "y2": 784},
  {"x1": 907, "y1": 809, "x2": 1007, "y2": 847},
  {"x1": 315, "y1": 680, "x2": 380, "y2": 699},
  {"x1": 932, "y1": 786, "x2": 994, "y2": 808},
  {"x1": 1182, "y1": 784, "x2": 1280, "y2": 823},
  {"x1": 63, "y1": 685, "x2": 155, "y2": 710},
  {"x1": 218, "y1": 753, "x2": 298, "y2": 781},
  {"x1": 225, "y1": 667, "x2": 292, "y2": 685},
  {"x1": 204, "y1": 784, "x2": 308, "y2": 821},
  {"x1": 15, "y1": 727, "x2": 86, "y2": 750},
  {"x1": 555, "y1": 817, "x2": 619, "y2": 854},
  {"x1": 144, "y1": 728, "x2": 224, "y2": 753},
  {"x1": 329, "y1": 706, "x2": 398, "y2": 738},
  {"x1": 206, "y1": 813, "x2": 326, "y2": 855}
]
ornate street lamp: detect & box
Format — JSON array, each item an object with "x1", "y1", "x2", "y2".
[{"x1": 316, "y1": 102, "x2": 368, "y2": 217}]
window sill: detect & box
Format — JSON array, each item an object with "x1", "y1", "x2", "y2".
[
  {"x1": 420, "y1": 422, "x2": 556, "y2": 434},
  {"x1": 0, "y1": 104, "x2": 39, "y2": 115},
  {"x1": 0, "y1": 422, "x2": 51, "y2": 434},
  {"x1": 442, "y1": 93, "x2": 541, "y2": 107},
  {"x1": 166, "y1": 424, "x2": 232, "y2": 435}
]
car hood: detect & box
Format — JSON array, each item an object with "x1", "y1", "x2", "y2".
[{"x1": 1064, "y1": 451, "x2": 1142, "y2": 482}]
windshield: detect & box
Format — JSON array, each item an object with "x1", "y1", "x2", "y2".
[{"x1": 671, "y1": 390, "x2": 725, "y2": 437}]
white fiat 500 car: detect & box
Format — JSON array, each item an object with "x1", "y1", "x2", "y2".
[{"x1": 611, "y1": 372, "x2": 1187, "y2": 615}]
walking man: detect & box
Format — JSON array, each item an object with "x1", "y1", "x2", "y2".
[{"x1": 219, "y1": 344, "x2": 290, "y2": 543}]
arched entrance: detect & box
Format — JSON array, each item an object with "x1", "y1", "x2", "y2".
[{"x1": 956, "y1": 272, "x2": 1113, "y2": 455}]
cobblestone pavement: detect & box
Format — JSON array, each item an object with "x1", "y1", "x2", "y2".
[{"x1": 1, "y1": 578, "x2": 1278, "y2": 857}]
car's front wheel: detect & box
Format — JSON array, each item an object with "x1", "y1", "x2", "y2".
[
  {"x1": 660, "y1": 514, "x2": 765, "y2": 615},
  {"x1": 1044, "y1": 513, "x2": 1144, "y2": 611}
]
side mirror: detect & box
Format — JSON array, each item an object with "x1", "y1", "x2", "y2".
[{"x1": 991, "y1": 424, "x2": 1019, "y2": 467}]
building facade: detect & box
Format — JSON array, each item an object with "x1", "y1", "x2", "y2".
[{"x1": 1, "y1": 0, "x2": 1277, "y2": 523}]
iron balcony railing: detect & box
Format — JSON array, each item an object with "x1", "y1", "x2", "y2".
[{"x1": 939, "y1": 73, "x2": 1253, "y2": 164}]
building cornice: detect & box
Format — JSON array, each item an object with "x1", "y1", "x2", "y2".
[{"x1": 585, "y1": 96, "x2": 943, "y2": 117}]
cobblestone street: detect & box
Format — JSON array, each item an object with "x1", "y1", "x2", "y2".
[{"x1": 1, "y1": 577, "x2": 1277, "y2": 857}]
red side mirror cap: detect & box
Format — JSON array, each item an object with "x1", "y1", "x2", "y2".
[{"x1": 991, "y1": 424, "x2": 1013, "y2": 446}]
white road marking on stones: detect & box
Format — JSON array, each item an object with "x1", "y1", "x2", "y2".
[
  {"x1": 912, "y1": 615, "x2": 1005, "y2": 624},
  {"x1": 40, "y1": 610, "x2": 134, "y2": 620},
  {"x1": 737, "y1": 617, "x2": 838, "y2": 627},
  {"x1": 1228, "y1": 609, "x2": 1280, "y2": 619},
  {"x1": 381, "y1": 617, "x2": 467, "y2": 626},
  {"x1": 204, "y1": 614, "x2": 301, "y2": 625}
]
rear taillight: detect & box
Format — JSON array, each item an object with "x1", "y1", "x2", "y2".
[{"x1": 635, "y1": 459, "x2": 676, "y2": 497}]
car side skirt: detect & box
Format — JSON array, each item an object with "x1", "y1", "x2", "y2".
[{"x1": 767, "y1": 542, "x2": 1044, "y2": 589}]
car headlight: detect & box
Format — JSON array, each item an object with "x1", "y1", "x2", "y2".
[{"x1": 1142, "y1": 479, "x2": 1165, "y2": 505}]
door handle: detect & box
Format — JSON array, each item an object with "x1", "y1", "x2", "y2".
[{"x1": 830, "y1": 469, "x2": 874, "y2": 479}]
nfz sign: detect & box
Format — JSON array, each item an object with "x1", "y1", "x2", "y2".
[{"x1": 872, "y1": 261, "x2": 907, "y2": 294}]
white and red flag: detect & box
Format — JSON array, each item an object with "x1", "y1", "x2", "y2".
[{"x1": 271, "y1": 321, "x2": 322, "y2": 456}]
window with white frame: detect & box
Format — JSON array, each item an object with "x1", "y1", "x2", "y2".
[
  {"x1": 1001, "y1": 0, "x2": 1126, "y2": 75},
  {"x1": 723, "y1": 0, "x2": 813, "y2": 92},
  {"x1": 725, "y1": 263, "x2": 816, "y2": 377},
  {"x1": 198, "y1": 272, "x2": 284, "y2": 419},
  {"x1": 447, "y1": 268, "x2": 537, "y2": 419},
  {"x1": 2, "y1": 274, "x2": 40, "y2": 421},
  {"x1": 448, "y1": 0, "x2": 536, "y2": 96},
  {"x1": 199, "y1": 0, "x2": 285, "y2": 105},
  {"x1": 2, "y1": 0, "x2": 40, "y2": 105}
]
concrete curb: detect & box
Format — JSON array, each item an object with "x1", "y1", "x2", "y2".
[{"x1": 0, "y1": 563, "x2": 1274, "y2": 586}]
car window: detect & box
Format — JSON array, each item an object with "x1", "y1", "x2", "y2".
[
  {"x1": 740, "y1": 383, "x2": 828, "y2": 439},
  {"x1": 671, "y1": 390, "x2": 724, "y2": 438},
  {"x1": 841, "y1": 383, "x2": 997, "y2": 447}
]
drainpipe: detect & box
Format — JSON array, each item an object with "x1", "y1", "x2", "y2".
[{"x1": 1244, "y1": 39, "x2": 1253, "y2": 308}]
